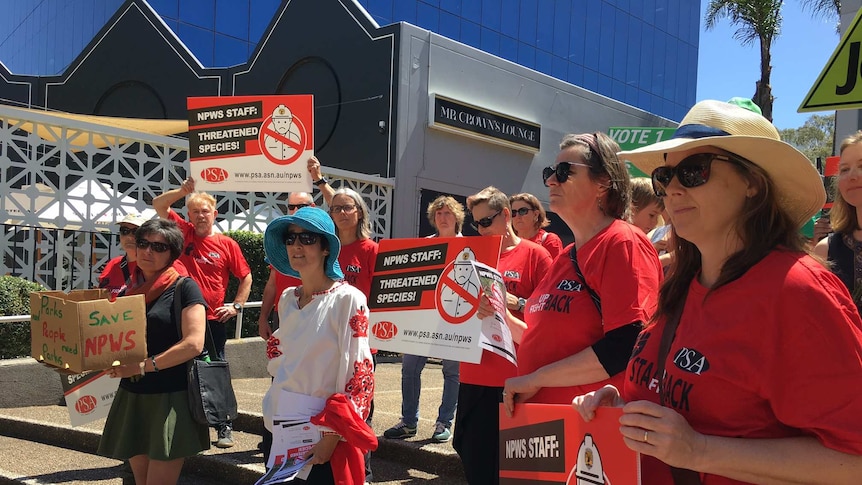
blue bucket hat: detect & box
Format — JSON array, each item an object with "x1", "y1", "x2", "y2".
[{"x1": 264, "y1": 207, "x2": 343, "y2": 280}]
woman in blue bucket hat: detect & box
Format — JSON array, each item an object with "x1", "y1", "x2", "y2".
[{"x1": 260, "y1": 207, "x2": 376, "y2": 484}]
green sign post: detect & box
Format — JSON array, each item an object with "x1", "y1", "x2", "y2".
[{"x1": 608, "y1": 127, "x2": 676, "y2": 178}]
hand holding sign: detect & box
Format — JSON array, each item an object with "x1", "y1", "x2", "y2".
[
  {"x1": 572, "y1": 384, "x2": 625, "y2": 422},
  {"x1": 502, "y1": 374, "x2": 542, "y2": 417}
]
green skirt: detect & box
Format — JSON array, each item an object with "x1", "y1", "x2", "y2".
[{"x1": 98, "y1": 388, "x2": 210, "y2": 461}]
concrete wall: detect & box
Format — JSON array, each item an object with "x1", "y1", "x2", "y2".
[
  {"x1": 391, "y1": 24, "x2": 674, "y2": 237},
  {"x1": 0, "y1": 337, "x2": 269, "y2": 408}
]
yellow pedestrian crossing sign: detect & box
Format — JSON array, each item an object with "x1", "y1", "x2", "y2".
[{"x1": 800, "y1": 8, "x2": 862, "y2": 112}]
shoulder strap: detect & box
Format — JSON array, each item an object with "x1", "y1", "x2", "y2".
[
  {"x1": 654, "y1": 290, "x2": 702, "y2": 485},
  {"x1": 174, "y1": 276, "x2": 219, "y2": 360},
  {"x1": 570, "y1": 244, "x2": 601, "y2": 316},
  {"x1": 541, "y1": 231, "x2": 549, "y2": 243},
  {"x1": 119, "y1": 255, "x2": 131, "y2": 282}
]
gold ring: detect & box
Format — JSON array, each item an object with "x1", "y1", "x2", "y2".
[{"x1": 644, "y1": 430, "x2": 649, "y2": 443}]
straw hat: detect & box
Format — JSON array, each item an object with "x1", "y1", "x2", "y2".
[
  {"x1": 619, "y1": 100, "x2": 825, "y2": 228},
  {"x1": 264, "y1": 207, "x2": 343, "y2": 280}
]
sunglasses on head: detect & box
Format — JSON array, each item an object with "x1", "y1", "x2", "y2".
[
  {"x1": 288, "y1": 203, "x2": 311, "y2": 211},
  {"x1": 119, "y1": 226, "x2": 137, "y2": 236},
  {"x1": 284, "y1": 232, "x2": 321, "y2": 246},
  {"x1": 136, "y1": 239, "x2": 171, "y2": 253},
  {"x1": 542, "y1": 161, "x2": 592, "y2": 186},
  {"x1": 470, "y1": 210, "x2": 502, "y2": 230},
  {"x1": 651, "y1": 153, "x2": 740, "y2": 197},
  {"x1": 512, "y1": 207, "x2": 534, "y2": 217}
]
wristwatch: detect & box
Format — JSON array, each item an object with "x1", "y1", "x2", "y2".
[
  {"x1": 232, "y1": 302, "x2": 243, "y2": 312},
  {"x1": 517, "y1": 297, "x2": 527, "y2": 312},
  {"x1": 313, "y1": 177, "x2": 328, "y2": 187}
]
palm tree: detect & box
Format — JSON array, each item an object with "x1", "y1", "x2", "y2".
[
  {"x1": 798, "y1": 0, "x2": 841, "y2": 32},
  {"x1": 705, "y1": 0, "x2": 783, "y2": 122}
]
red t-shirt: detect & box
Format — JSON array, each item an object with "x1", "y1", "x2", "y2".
[
  {"x1": 168, "y1": 210, "x2": 251, "y2": 320},
  {"x1": 528, "y1": 229, "x2": 564, "y2": 258},
  {"x1": 338, "y1": 238, "x2": 378, "y2": 299},
  {"x1": 460, "y1": 239, "x2": 552, "y2": 387},
  {"x1": 99, "y1": 255, "x2": 137, "y2": 298},
  {"x1": 624, "y1": 250, "x2": 862, "y2": 484},
  {"x1": 518, "y1": 219, "x2": 662, "y2": 403},
  {"x1": 272, "y1": 264, "x2": 301, "y2": 309}
]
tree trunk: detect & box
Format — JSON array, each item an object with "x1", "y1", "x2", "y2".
[{"x1": 754, "y1": 36, "x2": 774, "y2": 122}]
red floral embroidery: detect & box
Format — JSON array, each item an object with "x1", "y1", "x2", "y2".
[
  {"x1": 348, "y1": 306, "x2": 369, "y2": 338},
  {"x1": 345, "y1": 357, "x2": 374, "y2": 419},
  {"x1": 266, "y1": 336, "x2": 282, "y2": 360}
]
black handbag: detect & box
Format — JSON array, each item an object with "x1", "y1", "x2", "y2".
[{"x1": 173, "y1": 277, "x2": 238, "y2": 426}]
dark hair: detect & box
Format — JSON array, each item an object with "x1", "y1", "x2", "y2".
[
  {"x1": 136, "y1": 219, "x2": 184, "y2": 263},
  {"x1": 558, "y1": 132, "x2": 631, "y2": 220},
  {"x1": 657, "y1": 151, "x2": 808, "y2": 322},
  {"x1": 509, "y1": 192, "x2": 550, "y2": 229}
]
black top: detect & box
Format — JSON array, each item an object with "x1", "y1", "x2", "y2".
[
  {"x1": 120, "y1": 278, "x2": 206, "y2": 394},
  {"x1": 827, "y1": 233, "x2": 854, "y2": 294}
]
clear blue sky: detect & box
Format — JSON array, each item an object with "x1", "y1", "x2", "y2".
[{"x1": 696, "y1": 0, "x2": 843, "y2": 129}]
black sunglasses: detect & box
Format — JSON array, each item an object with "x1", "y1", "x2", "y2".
[
  {"x1": 651, "y1": 153, "x2": 739, "y2": 197},
  {"x1": 512, "y1": 207, "x2": 534, "y2": 217},
  {"x1": 542, "y1": 161, "x2": 591, "y2": 186},
  {"x1": 288, "y1": 203, "x2": 311, "y2": 211},
  {"x1": 470, "y1": 210, "x2": 502, "y2": 230},
  {"x1": 136, "y1": 239, "x2": 171, "y2": 253},
  {"x1": 284, "y1": 232, "x2": 321, "y2": 246},
  {"x1": 119, "y1": 226, "x2": 136, "y2": 236}
]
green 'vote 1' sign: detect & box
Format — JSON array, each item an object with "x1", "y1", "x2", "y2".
[{"x1": 608, "y1": 127, "x2": 676, "y2": 178}]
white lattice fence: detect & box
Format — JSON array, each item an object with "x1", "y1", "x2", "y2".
[{"x1": 0, "y1": 106, "x2": 393, "y2": 291}]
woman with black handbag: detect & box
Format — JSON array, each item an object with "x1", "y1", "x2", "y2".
[
  {"x1": 262, "y1": 207, "x2": 376, "y2": 484},
  {"x1": 574, "y1": 100, "x2": 862, "y2": 483},
  {"x1": 98, "y1": 219, "x2": 208, "y2": 485}
]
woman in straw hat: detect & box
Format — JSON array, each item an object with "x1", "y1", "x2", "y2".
[
  {"x1": 261, "y1": 207, "x2": 376, "y2": 484},
  {"x1": 815, "y1": 131, "x2": 862, "y2": 315},
  {"x1": 497, "y1": 132, "x2": 662, "y2": 415},
  {"x1": 574, "y1": 99, "x2": 862, "y2": 484}
]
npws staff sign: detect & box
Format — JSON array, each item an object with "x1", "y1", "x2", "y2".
[
  {"x1": 187, "y1": 95, "x2": 314, "y2": 192},
  {"x1": 368, "y1": 236, "x2": 502, "y2": 363}
]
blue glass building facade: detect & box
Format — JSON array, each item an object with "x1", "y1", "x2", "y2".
[{"x1": 0, "y1": 0, "x2": 698, "y2": 120}]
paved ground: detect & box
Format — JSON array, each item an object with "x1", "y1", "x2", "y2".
[{"x1": 0, "y1": 356, "x2": 468, "y2": 484}]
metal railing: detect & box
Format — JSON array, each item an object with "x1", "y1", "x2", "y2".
[{"x1": 3, "y1": 300, "x2": 264, "y2": 339}]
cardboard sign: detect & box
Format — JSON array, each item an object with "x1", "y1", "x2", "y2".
[
  {"x1": 368, "y1": 236, "x2": 501, "y2": 363},
  {"x1": 499, "y1": 404, "x2": 640, "y2": 485},
  {"x1": 30, "y1": 290, "x2": 147, "y2": 374},
  {"x1": 187, "y1": 95, "x2": 314, "y2": 192},
  {"x1": 60, "y1": 370, "x2": 119, "y2": 427}
]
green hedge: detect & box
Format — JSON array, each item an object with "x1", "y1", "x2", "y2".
[
  {"x1": 223, "y1": 230, "x2": 268, "y2": 339},
  {"x1": 0, "y1": 276, "x2": 46, "y2": 359}
]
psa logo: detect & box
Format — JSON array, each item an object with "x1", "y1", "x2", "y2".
[
  {"x1": 201, "y1": 167, "x2": 229, "y2": 183},
  {"x1": 75, "y1": 395, "x2": 98, "y2": 414},
  {"x1": 372, "y1": 321, "x2": 398, "y2": 341}
]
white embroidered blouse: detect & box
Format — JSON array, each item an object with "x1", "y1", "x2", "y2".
[{"x1": 262, "y1": 281, "x2": 374, "y2": 430}]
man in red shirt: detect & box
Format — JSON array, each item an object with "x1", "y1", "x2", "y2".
[{"x1": 153, "y1": 177, "x2": 252, "y2": 449}]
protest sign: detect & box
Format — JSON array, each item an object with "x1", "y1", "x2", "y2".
[
  {"x1": 60, "y1": 370, "x2": 119, "y2": 427},
  {"x1": 475, "y1": 262, "x2": 516, "y2": 365},
  {"x1": 30, "y1": 290, "x2": 147, "y2": 374},
  {"x1": 187, "y1": 95, "x2": 314, "y2": 192},
  {"x1": 499, "y1": 404, "x2": 640, "y2": 484},
  {"x1": 368, "y1": 236, "x2": 501, "y2": 363}
]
